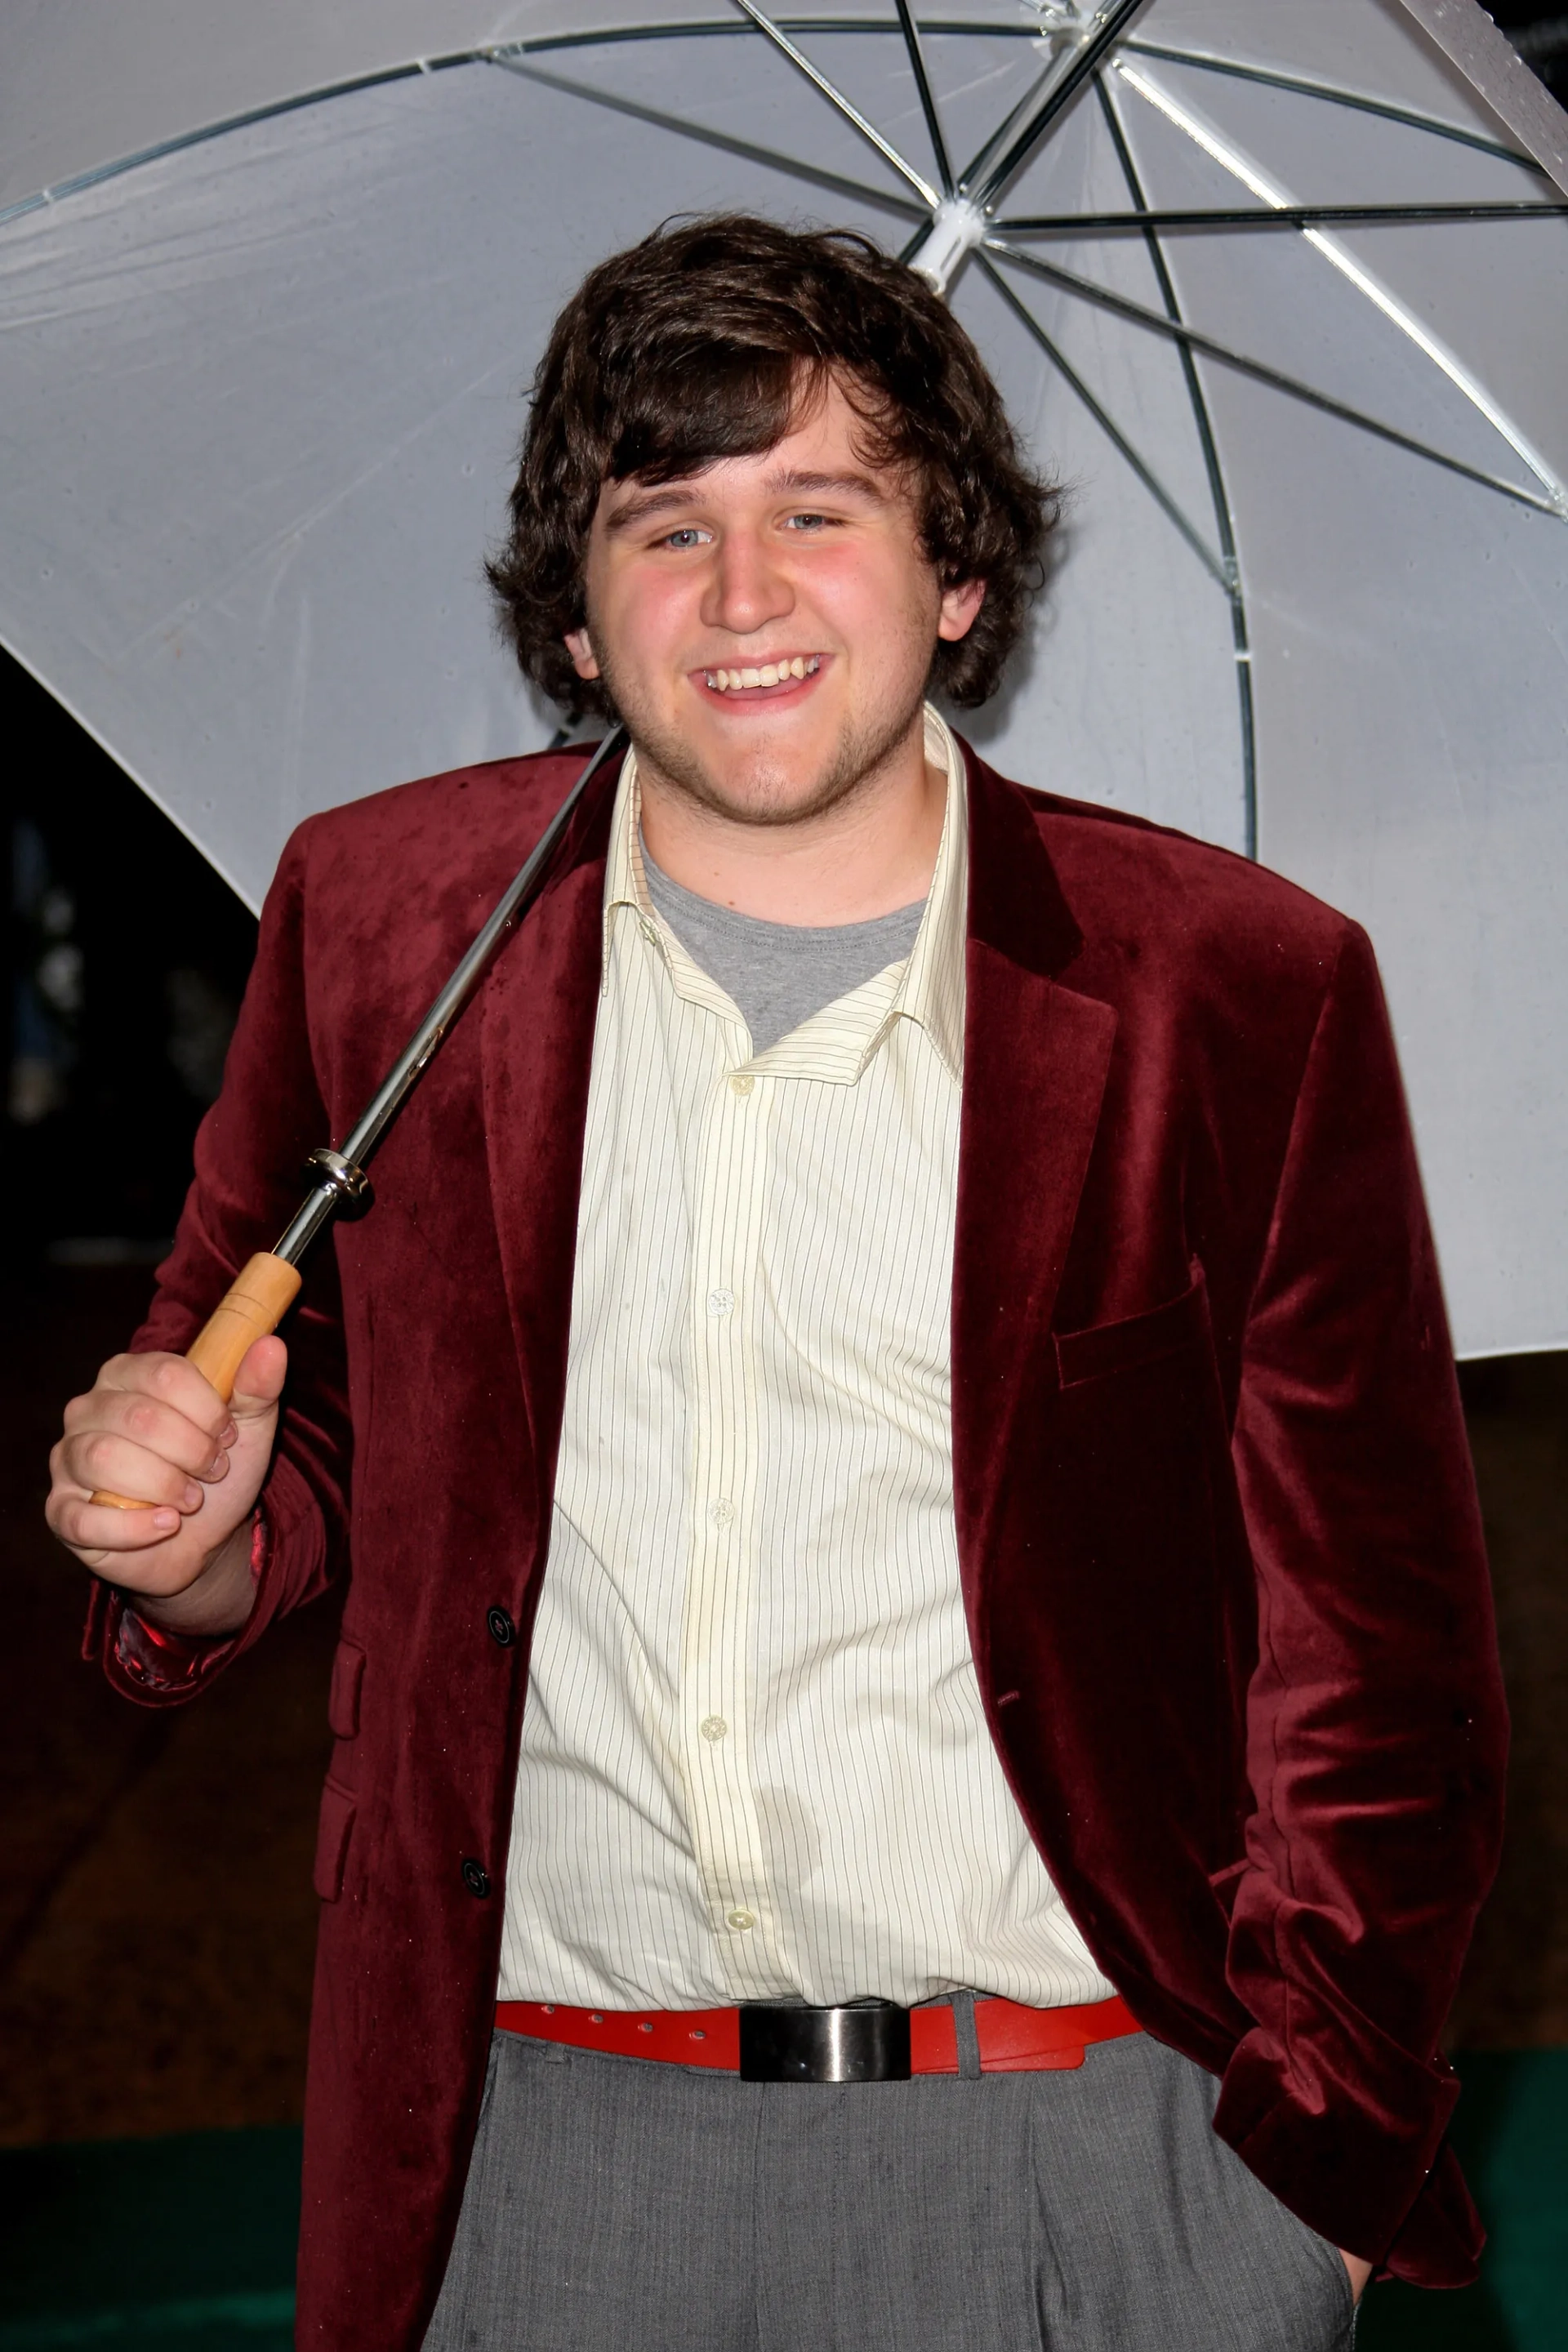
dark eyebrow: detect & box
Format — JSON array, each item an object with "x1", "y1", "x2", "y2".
[
  {"x1": 601, "y1": 485, "x2": 707, "y2": 537},
  {"x1": 764, "y1": 467, "x2": 889, "y2": 503},
  {"x1": 600, "y1": 465, "x2": 890, "y2": 536}
]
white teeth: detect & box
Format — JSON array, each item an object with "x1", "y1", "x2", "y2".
[{"x1": 704, "y1": 656, "x2": 821, "y2": 693}]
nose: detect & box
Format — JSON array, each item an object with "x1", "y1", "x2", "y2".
[{"x1": 700, "y1": 525, "x2": 794, "y2": 640}]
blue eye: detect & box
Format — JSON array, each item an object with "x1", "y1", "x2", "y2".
[{"x1": 663, "y1": 527, "x2": 707, "y2": 550}]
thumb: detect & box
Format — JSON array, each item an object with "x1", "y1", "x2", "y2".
[{"x1": 229, "y1": 1334, "x2": 288, "y2": 1421}]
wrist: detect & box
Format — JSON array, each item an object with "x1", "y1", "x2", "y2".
[{"x1": 129, "y1": 1511, "x2": 261, "y2": 1638}]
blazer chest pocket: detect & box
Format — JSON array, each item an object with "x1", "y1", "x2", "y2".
[{"x1": 1054, "y1": 1261, "x2": 1209, "y2": 1389}]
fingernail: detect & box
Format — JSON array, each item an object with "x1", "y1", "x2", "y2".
[
  {"x1": 183, "y1": 1484, "x2": 203, "y2": 1510},
  {"x1": 220, "y1": 1423, "x2": 238, "y2": 1446},
  {"x1": 153, "y1": 1509, "x2": 180, "y2": 1531}
]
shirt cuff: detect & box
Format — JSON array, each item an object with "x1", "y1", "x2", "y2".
[{"x1": 113, "y1": 1509, "x2": 267, "y2": 1690}]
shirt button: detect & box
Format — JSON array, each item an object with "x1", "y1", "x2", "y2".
[
  {"x1": 700, "y1": 1715, "x2": 728, "y2": 1742},
  {"x1": 706, "y1": 1288, "x2": 735, "y2": 1317},
  {"x1": 725, "y1": 1908, "x2": 756, "y2": 1931},
  {"x1": 486, "y1": 1606, "x2": 516, "y2": 1648},
  {"x1": 461, "y1": 1859, "x2": 492, "y2": 1900},
  {"x1": 728, "y1": 1071, "x2": 755, "y2": 1098},
  {"x1": 709, "y1": 1498, "x2": 736, "y2": 1528}
]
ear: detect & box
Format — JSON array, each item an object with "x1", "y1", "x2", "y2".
[
  {"x1": 564, "y1": 627, "x2": 601, "y2": 681},
  {"x1": 937, "y1": 577, "x2": 986, "y2": 643}
]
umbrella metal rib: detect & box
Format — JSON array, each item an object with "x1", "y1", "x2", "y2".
[
  {"x1": 894, "y1": 0, "x2": 954, "y2": 198},
  {"x1": 728, "y1": 0, "x2": 941, "y2": 208},
  {"x1": 490, "y1": 54, "x2": 924, "y2": 225},
  {"x1": 1112, "y1": 57, "x2": 1565, "y2": 502},
  {"x1": 976, "y1": 254, "x2": 1229, "y2": 592},
  {"x1": 994, "y1": 200, "x2": 1568, "y2": 234},
  {"x1": 1094, "y1": 71, "x2": 1257, "y2": 859},
  {"x1": 986, "y1": 238, "x2": 1567, "y2": 518},
  {"x1": 1119, "y1": 39, "x2": 1550, "y2": 173},
  {"x1": 0, "y1": 53, "x2": 480, "y2": 229}
]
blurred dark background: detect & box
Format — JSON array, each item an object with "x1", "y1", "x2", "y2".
[
  {"x1": 2, "y1": 645, "x2": 336, "y2": 2153},
  {"x1": 1493, "y1": 3, "x2": 1568, "y2": 101}
]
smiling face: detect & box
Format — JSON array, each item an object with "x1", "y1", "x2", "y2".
[{"x1": 564, "y1": 375, "x2": 984, "y2": 832}]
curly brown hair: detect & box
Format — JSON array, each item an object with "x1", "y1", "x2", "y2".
[{"x1": 488, "y1": 214, "x2": 1058, "y2": 716}]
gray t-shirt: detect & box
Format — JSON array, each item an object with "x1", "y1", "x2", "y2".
[{"x1": 642, "y1": 846, "x2": 925, "y2": 1058}]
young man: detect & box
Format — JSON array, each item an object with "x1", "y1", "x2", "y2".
[{"x1": 49, "y1": 217, "x2": 1504, "y2": 2350}]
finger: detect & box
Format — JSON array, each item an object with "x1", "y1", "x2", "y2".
[
  {"x1": 47, "y1": 1488, "x2": 184, "y2": 1562},
  {"x1": 91, "y1": 1350, "x2": 238, "y2": 1441},
  {"x1": 229, "y1": 1335, "x2": 288, "y2": 1419},
  {"x1": 67, "y1": 1388, "x2": 234, "y2": 1481},
  {"x1": 61, "y1": 1428, "x2": 208, "y2": 1515}
]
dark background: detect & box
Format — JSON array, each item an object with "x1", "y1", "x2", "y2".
[{"x1": 1494, "y1": 3, "x2": 1568, "y2": 101}]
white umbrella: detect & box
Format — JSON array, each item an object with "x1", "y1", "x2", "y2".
[{"x1": 2, "y1": 1, "x2": 1565, "y2": 1356}]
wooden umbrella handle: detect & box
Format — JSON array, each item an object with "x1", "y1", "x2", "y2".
[{"x1": 91, "y1": 1252, "x2": 302, "y2": 1509}]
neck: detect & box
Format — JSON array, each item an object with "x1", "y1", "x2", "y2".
[{"x1": 635, "y1": 712, "x2": 948, "y2": 924}]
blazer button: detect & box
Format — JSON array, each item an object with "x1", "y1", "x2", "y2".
[
  {"x1": 461, "y1": 1858, "x2": 492, "y2": 1900},
  {"x1": 486, "y1": 1606, "x2": 516, "y2": 1648}
]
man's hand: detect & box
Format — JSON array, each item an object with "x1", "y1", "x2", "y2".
[
  {"x1": 47, "y1": 1338, "x2": 287, "y2": 1636},
  {"x1": 1339, "y1": 2251, "x2": 1373, "y2": 2305}
]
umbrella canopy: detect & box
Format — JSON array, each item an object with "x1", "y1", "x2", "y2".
[{"x1": 2, "y1": 1, "x2": 1566, "y2": 1357}]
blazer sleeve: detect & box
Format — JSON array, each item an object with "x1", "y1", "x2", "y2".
[
  {"x1": 1212, "y1": 921, "x2": 1508, "y2": 2276},
  {"x1": 83, "y1": 818, "x2": 352, "y2": 1704}
]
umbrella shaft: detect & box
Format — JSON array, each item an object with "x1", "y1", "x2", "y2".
[
  {"x1": 274, "y1": 1185, "x2": 340, "y2": 1267},
  {"x1": 272, "y1": 725, "x2": 626, "y2": 1267}
]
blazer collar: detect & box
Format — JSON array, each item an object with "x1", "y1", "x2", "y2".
[{"x1": 963, "y1": 739, "x2": 1086, "y2": 980}]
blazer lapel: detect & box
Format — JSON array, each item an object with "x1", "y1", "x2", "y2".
[
  {"x1": 952, "y1": 751, "x2": 1118, "y2": 1581},
  {"x1": 480, "y1": 760, "x2": 621, "y2": 1531}
]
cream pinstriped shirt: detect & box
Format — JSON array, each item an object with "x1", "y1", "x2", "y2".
[{"x1": 497, "y1": 710, "x2": 1112, "y2": 2011}]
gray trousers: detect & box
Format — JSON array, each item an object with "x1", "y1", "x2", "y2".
[{"x1": 424, "y1": 2021, "x2": 1359, "y2": 2350}]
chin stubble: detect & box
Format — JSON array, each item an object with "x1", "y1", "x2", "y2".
[{"x1": 595, "y1": 644, "x2": 929, "y2": 832}]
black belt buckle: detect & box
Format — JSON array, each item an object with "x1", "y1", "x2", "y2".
[{"x1": 738, "y1": 2000, "x2": 912, "y2": 2083}]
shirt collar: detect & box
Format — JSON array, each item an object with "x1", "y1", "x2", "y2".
[{"x1": 602, "y1": 704, "x2": 968, "y2": 1080}]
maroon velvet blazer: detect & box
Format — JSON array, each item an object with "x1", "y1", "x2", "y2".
[{"x1": 88, "y1": 741, "x2": 1506, "y2": 2346}]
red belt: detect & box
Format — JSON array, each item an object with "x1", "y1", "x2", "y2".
[{"x1": 496, "y1": 1992, "x2": 1141, "y2": 2078}]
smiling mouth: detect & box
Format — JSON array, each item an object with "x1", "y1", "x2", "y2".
[{"x1": 702, "y1": 654, "x2": 822, "y2": 694}]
